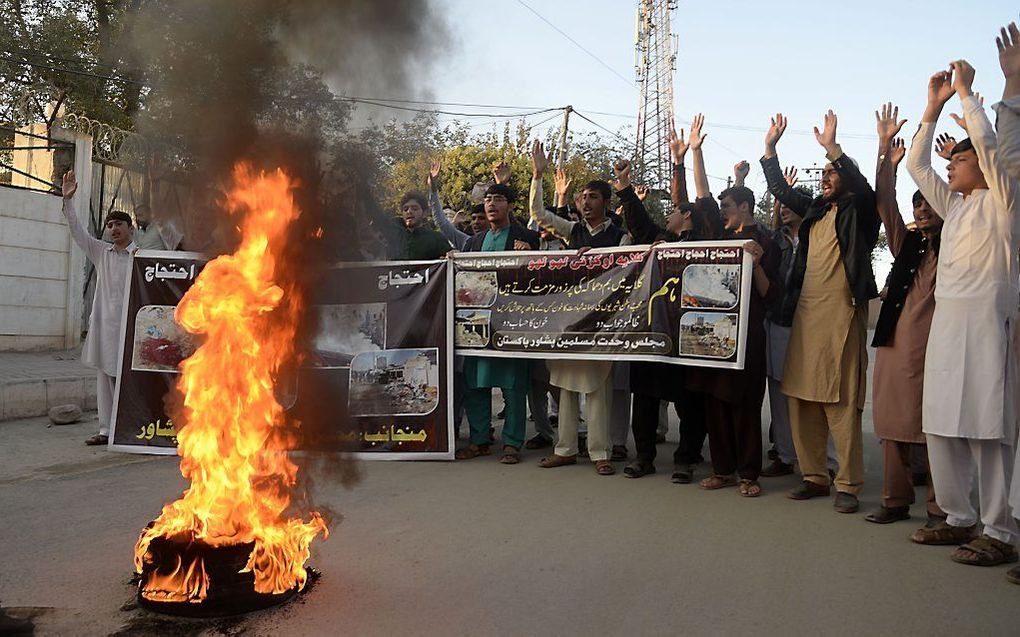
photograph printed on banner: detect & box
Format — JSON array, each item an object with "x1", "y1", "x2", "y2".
[
  {"x1": 679, "y1": 312, "x2": 738, "y2": 359},
  {"x1": 680, "y1": 264, "x2": 740, "y2": 310},
  {"x1": 131, "y1": 304, "x2": 198, "y2": 373},
  {"x1": 348, "y1": 348, "x2": 440, "y2": 416},
  {"x1": 308, "y1": 303, "x2": 386, "y2": 368},
  {"x1": 454, "y1": 309, "x2": 491, "y2": 348},
  {"x1": 455, "y1": 270, "x2": 497, "y2": 308}
]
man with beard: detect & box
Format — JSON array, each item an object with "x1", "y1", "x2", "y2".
[
  {"x1": 455, "y1": 182, "x2": 541, "y2": 464},
  {"x1": 906, "y1": 62, "x2": 1019, "y2": 567},
  {"x1": 618, "y1": 117, "x2": 718, "y2": 482},
  {"x1": 865, "y1": 102, "x2": 945, "y2": 527},
  {"x1": 761, "y1": 110, "x2": 880, "y2": 514},
  {"x1": 529, "y1": 140, "x2": 626, "y2": 476},
  {"x1": 61, "y1": 169, "x2": 137, "y2": 446}
]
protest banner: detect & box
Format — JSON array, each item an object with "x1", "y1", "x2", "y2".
[
  {"x1": 453, "y1": 241, "x2": 752, "y2": 369},
  {"x1": 109, "y1": 253, "x2": 453, "y2": 459}
]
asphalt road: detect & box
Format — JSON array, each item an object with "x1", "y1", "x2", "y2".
[{"x1": 1, "y1": 402, "x2": 1018, "y2": 636}]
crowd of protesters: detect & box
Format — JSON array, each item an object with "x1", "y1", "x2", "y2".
[{"x1": 60, "y1": 23, "x2": 1020, "y2": 583}]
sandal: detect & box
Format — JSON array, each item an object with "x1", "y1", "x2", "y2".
[
  {"x1": 595, "y1": 460, "x2": 615, "y2": 476},
  {"x1": 85, "y1": 434, "x2": 109, "y2": 446},
  {"x1": 539, "y1": 453, "x2": 577, "y2": 468},
  {"x1": 910, "y1": 521, "x2": 978, "y2": 546},
  {"x1": 671, "y1": 465, "x2": 694, "y2": 484},
  {"x1": 699, "y1": 474, "x2": 737, "y2": 490},
  {"x1": 950, "y1": 535, "x2": 1019, "y2": 566},
  {"x1": 454, "y1": 443, "x2": 491, "y2": 460},
  {"x1": 623, "y1": 461, "x2": 655, "y2": 478},
  {"x1": 738, "y1": 479, "x2": 761, "y2": 498},
  {"x1": 1006, "y1": 565, "x2": 1020, "y2": 585},
  {"x1": 499, "y1": 446, "x2": 521, "y2": 465}
]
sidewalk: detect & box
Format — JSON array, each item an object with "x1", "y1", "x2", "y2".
[{"x1": 0, "y1": 348, "x2": 96, "y2": 421}]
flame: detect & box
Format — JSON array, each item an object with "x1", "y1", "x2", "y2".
[{"x1": 134, "y1": 163, "x2": 327, "y2": 603}]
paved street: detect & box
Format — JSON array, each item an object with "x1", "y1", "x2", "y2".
[{"x1": 1, "y1": 399, "x2": 1018, "y2": 637}]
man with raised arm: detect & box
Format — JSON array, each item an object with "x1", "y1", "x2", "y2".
[
  {"x1": 865, "y1": 103, "x2": 945, "y2": 528},
  {"x1": 906, "y1": 62, "x2": 1020, "y2": 567},
  {"x1": 994, "y1": 22, "x2": 1020, "y2": 178},
  {"x1": 61, "y1": 169, "x2": 137, "y2": 446},
  {"x1": 529, "y1": 140, "x2": 625, "y2": 476},
  {"x1": 619, "y1": 117, "x2": 714, "y2": 483},
  {"x1": 760, "y1": 110, "x2": 880, "y2": 514}
]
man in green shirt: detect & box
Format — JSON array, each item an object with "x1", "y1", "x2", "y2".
[{"x1": 397, "y1": 191, "x2": 451, "y2": 260}]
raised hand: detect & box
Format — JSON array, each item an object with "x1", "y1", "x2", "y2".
[
  {"x1": 949, "y1": 92, "x2": 984, "y2": 132},
  {"x1": 928, "y1": 69, "x2": 956, "y2": 106},
  {"x1": 875, "y1": 102, "x2": 907, "y2": 144},
  {"x1": 612, "y1": 159, "x2": 632, "y2": 191},
  {"x1": 428, "y1": 159, "x2": 442, "y2": 191},
  {"x1": 530, "y1": 140, "x2": 551, "y2": 178},
  {"x1": 554, "y1": 168, "x2": 572, "y2": 202},
  {"x1": 765, "y1": 113, "x2": 787, "y2": 155},
  {"x1": 492, "y1": 160, "x2": 511, "y2": 185},
  {"x1": 635, "y1": 184, "x2": 649, "y2": 201},
  {"x1": 62, "y1": 169, "x2": 77, "y2": 200},
  {"x1": 733, "y1": 160, "x2": 750, "y2": 186},
  {"x1": 998, "y1": 22, "x2": 1020, "y2": 79},
  {"x1": 935, "y1": 133, "x2": 957, "y2": 160},
  {"x1": 889, "y1": 137, "x2": 906, "y2": 168},
  {"x1": 688, "y1": 113, "x2": 706, "y2": 151},
  {"x1": 783, "y1": 166, "x2": 798, "y2": 187},
  {"x1": 950, "y1": 59, "x2": 975, "y2": 97},
  {"x1": 668, "y1": 119, "x2": 689, "y2": 163},
  {"x1": 814, "y1": 109, "x2": 839, "y2": 154}
]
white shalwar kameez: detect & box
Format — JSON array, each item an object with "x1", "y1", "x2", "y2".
[
  {"x1": 62, "y1": 198, "x2": 136, "y2": 437},
  {"x1": 995, "y1": 94, "x2": 1020, "y2": 516},
  {"x1": 907, "y1": 95, "x2": 1020, "y2": 544}
]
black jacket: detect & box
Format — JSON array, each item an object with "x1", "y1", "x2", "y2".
[
  {"x1": 760, "y1": 153, "x2": 880, "y2": 326},
  {"x1": 463, "y1": 223, "x2": 541, "y2": 252},
  {"x1": 871, "y1": 231, "x2": 938, "y2": 347}
]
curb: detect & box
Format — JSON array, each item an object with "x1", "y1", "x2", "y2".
[{"x1": 0, "y1": 375, "x2": 97, "y2": 422}]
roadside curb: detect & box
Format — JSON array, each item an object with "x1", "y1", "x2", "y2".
[{"x1": 1, "y1": 375, "x2": 97, "y2": 422}]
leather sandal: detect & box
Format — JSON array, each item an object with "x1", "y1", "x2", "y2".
[
  {"x1": 499, "y1": 445, "x2": 521, "y2": 464},
  {"x1": 910, "y1": 521, "x2": 978, "y2": 546},
  {"x1": 699, "y1": 474, "x2": 737, "y2": 490},
  {"x1": 738, "y1": 479, "x2": 761, "y2": 498},
  {"x1": 538, "y1": 453, "x2": 577, "y2": 468},
  {"x1": 623, "y1": 461, "x2": 655, "y2": 478},
  {"x1": 950, "y1": 535, "x2": 1019, "y2": 566},
  {"x1": 455, "y1": 443, "x2": 491, "y2": 460},
  {"x1": 595, "y1": 460, "x2": 615, "y2": 475},
  {"x1": 85, "y1": 434, "x2": 109, "y2": 446}
]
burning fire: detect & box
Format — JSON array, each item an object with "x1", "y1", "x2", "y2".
[{"x1": 135, "y1": 163, "x2": 327, "y2": 604}]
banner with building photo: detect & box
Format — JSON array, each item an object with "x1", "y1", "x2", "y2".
[
  {"x1": 109, "y1": 250, "x2": 204, "y2": 454},
  {"x1": 452, "y1": 241, "x2": 752, "y2": 369},
  {"x1": 109, "y1": 254, "x2": 454, "y2": 459}
]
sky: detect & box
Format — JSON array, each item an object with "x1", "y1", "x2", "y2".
[{"x1": 349, "y1": 0, "x2": 1018, "y2": 277}]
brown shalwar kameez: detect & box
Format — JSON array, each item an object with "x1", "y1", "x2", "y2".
[
  {"x1": 872, "y1": 151, "x2": 943, "y2": 517},
  {"x1": 782, "y1": 206, "x2": 867, "y2": 495}
]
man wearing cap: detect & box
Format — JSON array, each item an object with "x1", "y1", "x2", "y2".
[{"x1": 61, "y1": 169, "x2": 137, "y2": 446}]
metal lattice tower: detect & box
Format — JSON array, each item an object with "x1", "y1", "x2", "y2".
[{"x1": 634, "y1": 0, "x2": 677, "y2": 191}]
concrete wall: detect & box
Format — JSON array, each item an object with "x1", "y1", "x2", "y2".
[{"x1": 0, "y1": 130, "x2": 92, "y2": 352}]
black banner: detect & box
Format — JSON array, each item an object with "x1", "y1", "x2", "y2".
[
  {"x1": 109, "y1": 253, "x2": 453, "y2": 459},
  {"x1": 453, "y1": 241, "x2": 751, "y2": 369}
]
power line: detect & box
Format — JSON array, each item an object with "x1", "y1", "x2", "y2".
[
  {"x1": 340, "y1": 96, "x2": 563, "y2": 119},
  {"x1": 515, "y1": 0, "x2": 637, "y2": 90},
  {"x1": 0, "y1": 53, "x2": 144, "y2": 86}
]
